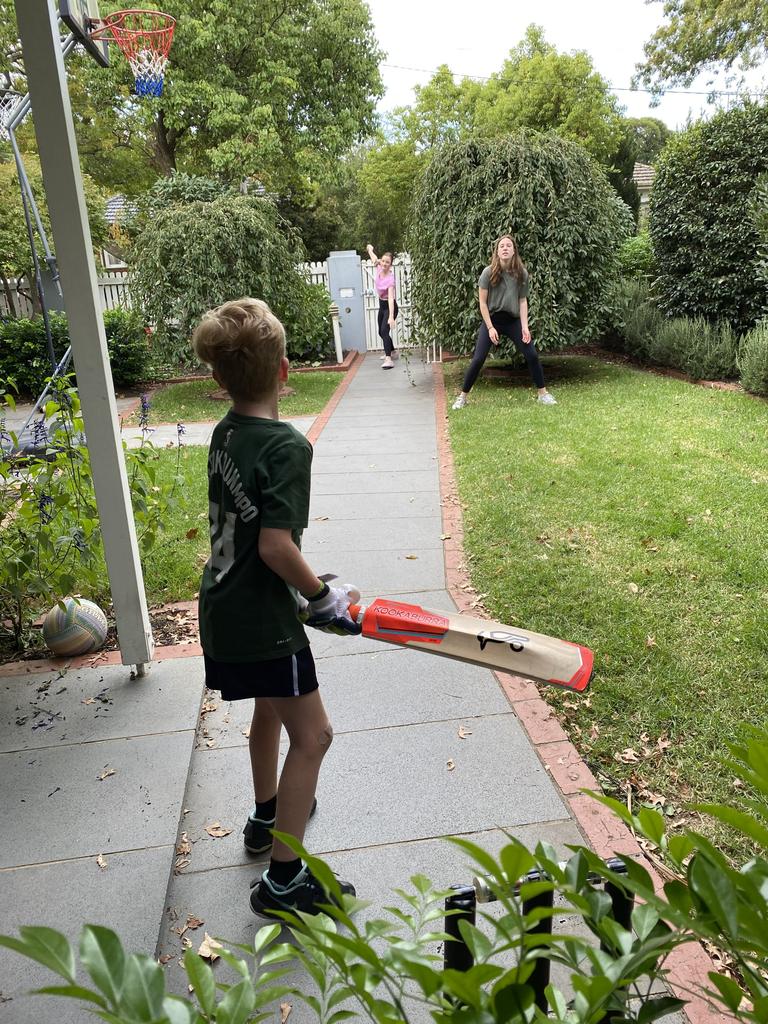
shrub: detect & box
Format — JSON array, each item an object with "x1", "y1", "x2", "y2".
[
  {"x1": 752, "y1": 173, "x2": 768, "y2": 315},
  {"x1": 407, "y1": 131, "x2": 626, "y2": 355},
  {"x1": 739, "y1": 320, "x2": 768, "y2": 395},
  {"x1": 0, "y1": 311, "x2": 150, "y2": 394},
  {"x1": 101, "y1": 308, "x2": 151, "y2": 386},
  {"x1": 130, "y1": 194, "x2": 331, "y2": 366},
  {"x1": 6, "y1": 726, "x2": 768, "y2": 1024},
  {"x1": 610, "y1": 277, "x2": 664, "y2": 360},
  {"x1": 618, "y1": 231, "x2": 653, "y2": 279},
  {"x1": 650, "y1": 102, "x2": 768, "y2": 334},
  {"x1": 648, "y1": 317, "x2": 739, "y2": 379}
]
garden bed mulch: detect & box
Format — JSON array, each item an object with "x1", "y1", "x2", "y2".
[{"x1": 0, "y1": 601, "x2": 199, "y2": 668}]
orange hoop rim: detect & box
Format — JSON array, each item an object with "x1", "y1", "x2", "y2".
[{"x1": 90, "y1": 9, "x2": 176, "y2": 47}]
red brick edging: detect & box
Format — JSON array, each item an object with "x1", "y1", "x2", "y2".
[{"x1": 431, "y1": 364, "x2": 729, "y2": 1024}]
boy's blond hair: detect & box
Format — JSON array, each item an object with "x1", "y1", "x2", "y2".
[{"x1": 192, "y1": 298, "x2": 286, "y2": 401}]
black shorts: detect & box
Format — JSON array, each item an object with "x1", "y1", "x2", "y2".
[{"x1": 203, "y1": 646, "x2": 319, "y2": 701}]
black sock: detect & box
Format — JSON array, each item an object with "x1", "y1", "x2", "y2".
[
  {"x1": 268, "y1": 857, "x2": 303, "y2": 887},
  {"x1": 254, "y1": 795, "x2": 277, "y2": 821}
]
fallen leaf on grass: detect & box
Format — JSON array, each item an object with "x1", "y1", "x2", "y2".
[
  {"x1": 185, "y1": 528, "x2": 199, "y2": 540},
  {"x1": 198, "y1": 933, "x2": 222, "y2": 961},
  {"x1": 96, "y1": 854, "x2": 107, "y2": 871},
  {"x1": 628, "y1": 583, "x2": 639, "y2": 594},
  {"x1": 457, "y1": 726, "x2": 472, "y2": 739},
  {"x1": 176, "y1": 833, "x2": 191, "y2": 856},
  {"x1": 446, "y1": 759, "x2": 455, "y2": 771},
  {"x1": 280, "y1": 1002, "x2": 292, "y2": 1024},
  {"x1": 97, "y1": 766, "x2": 115, "y2": 781},
  {"x1": 205, "y1": 822, "x2": 232, "y2": 838},
  {"x1": 645, "y1": 635, "x2": 657, "y2": 648},
  {"x1": 615, "y1": 748, "x2": 641, "y2": 764}
]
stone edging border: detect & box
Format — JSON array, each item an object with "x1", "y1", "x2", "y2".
[{"x1": 431, "y1": 363, "x2": 729, "y2": 1024}]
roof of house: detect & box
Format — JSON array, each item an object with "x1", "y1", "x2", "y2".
[
  {"x1": 632, "y1": 162, "x2": 656, "y2": 190},
  {"x1": 105, "y1": 194, "x2": 138, "y2": 224}
]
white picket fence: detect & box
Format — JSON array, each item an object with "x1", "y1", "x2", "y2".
[{"x1": 2, "y1": 258, "x2": 420, "y2": 354}]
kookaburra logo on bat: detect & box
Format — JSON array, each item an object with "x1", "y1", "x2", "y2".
[{"x1": 477, "y1": 629, "x2": 529, "y2": 653}]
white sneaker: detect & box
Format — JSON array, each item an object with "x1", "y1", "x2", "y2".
[
  {"x1": 382, "y1": 357, "x2": 394, "y2": 369},
  {"x1": 537, "y1": 392, "x2": 557, "y2": 405},
  {"x1": 452, "y1": 394, "x2": 467, "y2": 410}
]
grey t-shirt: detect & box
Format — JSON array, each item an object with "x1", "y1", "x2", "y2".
[{"x1": 478, "y1": 265, "x2": 530, "y2": 316}]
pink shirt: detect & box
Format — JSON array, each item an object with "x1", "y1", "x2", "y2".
[{"x1": 375, "y1": 268, "x2": 395, "y2": 299}]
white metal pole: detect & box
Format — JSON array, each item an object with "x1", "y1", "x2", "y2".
[{"x1": 15, "y1": 0, "x2": 154, "y2": 671}]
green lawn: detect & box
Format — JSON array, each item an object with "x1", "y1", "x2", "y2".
[
  {"x1": 133, "y1": 371, "x2": 344, "y2": 424},
  {"x1": 444, "y1": 354, "x2": 768, "y2": 851}
]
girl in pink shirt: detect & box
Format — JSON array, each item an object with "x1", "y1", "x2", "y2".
[{"x1": 367, "y1": 243, "x2": 398, "y2": 369}]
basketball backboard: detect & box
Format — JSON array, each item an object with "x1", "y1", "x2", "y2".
[{"x1": 59, "y1": 0, "x2": 110, "y2": 67}]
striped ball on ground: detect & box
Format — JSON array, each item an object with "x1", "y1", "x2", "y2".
[{"x1": 42, "y1": 597, "x2": 108, "y2": 657}]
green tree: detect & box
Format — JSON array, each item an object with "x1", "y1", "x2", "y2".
[
  {"x1": 473, "y1": 25, "x2": 624, "y2": 165},
  {"x1": 390, "y1": 64, "x2": 479, "y2": 150},
  {"x1": 71, "y1": 0, "x2": 383, "y2": 197},
  {"x1": 625, "y1": 116, "x2": 674, "y2": 164},
  {"x1": 130, "y1": 193, "x2": 332, "y2": 363},
  {"x1": 635, "y1": 0, "x2": 768, "y2": 89},
  {"x1": 407, "y1": 132, "x2": 627, "y2": 355},
  {"x1": 0, "y1": 156, "x2": 107, "y2": 315},
  {"x1": 353, "y1": 140, "x2": 426, "y2": 253},
  {"x1": 649, "y1": 102, "x2": 768, "y2": 333}
]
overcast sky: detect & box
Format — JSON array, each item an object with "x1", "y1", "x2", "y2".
[{"x1": 365, "y1": 0, "x2": 766, "y2": 130}]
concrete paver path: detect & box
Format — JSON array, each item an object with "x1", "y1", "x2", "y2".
[{"x1": 0, "y1": 355, "x2": 638, "y2": 1022}]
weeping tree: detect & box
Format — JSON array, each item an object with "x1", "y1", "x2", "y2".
[
  {"x1": 130, "y1": 192, "x2": 332, "y2": 364},
  {"x1": 407, "y1": 131, "x2": 629, "y2": 355}
]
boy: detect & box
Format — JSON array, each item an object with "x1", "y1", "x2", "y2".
[{"x1": 191, "y1": 297, "x2": 359, "y2": 918}]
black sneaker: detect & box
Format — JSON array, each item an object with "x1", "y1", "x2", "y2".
[
  {"x1": 243, "y1": 797, "x2": 317, "y2": 855},
  {"x1": 249, "y1": 863, "x2": 356, "y2": 918}
]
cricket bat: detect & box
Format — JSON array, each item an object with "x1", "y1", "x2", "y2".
[{"x1": 347, "y1": 598, "x2": 593, "y2": 692}]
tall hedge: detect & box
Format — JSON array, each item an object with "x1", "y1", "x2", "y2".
[
  {"x1": 130, "y1": 194, "x2": 332, "y2": 364},
  {"x1": 649, "y1": 103, "x2": 768, "y2": 334},
  {"x1": 406, "y1": 131, "x2": 628, "y2": 354}
]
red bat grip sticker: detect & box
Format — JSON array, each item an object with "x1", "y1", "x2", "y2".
[{"x1": 347, "y1": 599, "x2": 449, "y2": 644}]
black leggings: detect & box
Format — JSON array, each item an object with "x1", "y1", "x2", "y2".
[
  {"x1": 462, "y1": 312, "x2": 545, "y2": 392},
  {"x1": 378, "y1": 298, "x2": 398, "y2": 356}
]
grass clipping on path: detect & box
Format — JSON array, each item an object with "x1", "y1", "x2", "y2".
[
  {"x1": 137, "y1": 371, "x2": 344, "y2": 424},
  {"x1": 445, "y1": 355, "x2": 767, "y2": 853}
]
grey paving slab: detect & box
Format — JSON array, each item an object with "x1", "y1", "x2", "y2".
[
  {"x1": 311, "y1": 469, "x2": 438, "y2": 494},
  {"x1": 0, "y1": 730, "x2": 194, "y2": 867},
  {"x1": 313, "y1": 434, "x2": 438, "y2": 455},
  {"x1": 302, "y1": 514, "x2": 444, "y2": 552},
  {"x1": 325, "y1": 412, "x2": 435, "y2": 428},
  {"x1": 0, "y1": 847, "x2": 172, "y2": 1024},
  {"x1": 173, "y1": 714, "x2": 566, "y2": 872},
  {"x1": 193, "y1": 645, "x2": 510, "y2": 749},
  {"x1": 0, "y1": 658, "x2": 204, "y2": 753},
  {"x1": 310, "y1": 491, "x2": 442, "y2": 520},
  {"x1": 304, "y1": 546, "x2": 445, "y2": 592},
  {"x1": 311, "y1": 451, "x2": 439, "y2": 474},
  {"x1": 158, "y1": 820, "x2": 586, "y2": 999}
]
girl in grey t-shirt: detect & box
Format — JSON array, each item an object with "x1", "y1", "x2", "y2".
[{"x1": 452, "y1": 234, "x2": 556, "y2": 409}]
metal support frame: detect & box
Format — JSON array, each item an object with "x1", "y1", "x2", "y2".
[
  {"x1": 14, "y1": 0, "x2": 153, "y2": 670},
  {"x1": 443, "y1": 857, "x2": 633, "y2": 1012}
]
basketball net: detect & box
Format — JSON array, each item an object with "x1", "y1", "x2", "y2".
[
  {"x1": 91, "y1": 9, "x2": 176, "y2": 97},
  {"x1": 0, "y1": 90, "x2": 22, "y2": 140}
]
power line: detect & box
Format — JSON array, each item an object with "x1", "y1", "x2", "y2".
[{"x1": 380, "y1": 62, "x2": 767, "y2": 99}]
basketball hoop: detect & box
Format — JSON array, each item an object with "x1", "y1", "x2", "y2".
[{"x1": 91, "y1": 9, "x2": 176, "y2": 97}]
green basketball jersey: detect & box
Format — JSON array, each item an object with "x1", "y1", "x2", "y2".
[{"x1": 198, "y1": 411, "x2": 312, "y2": 662}]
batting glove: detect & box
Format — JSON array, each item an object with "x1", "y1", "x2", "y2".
[{"x1": 298, "y1": 581, "x2": 362, "y2": 636}]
